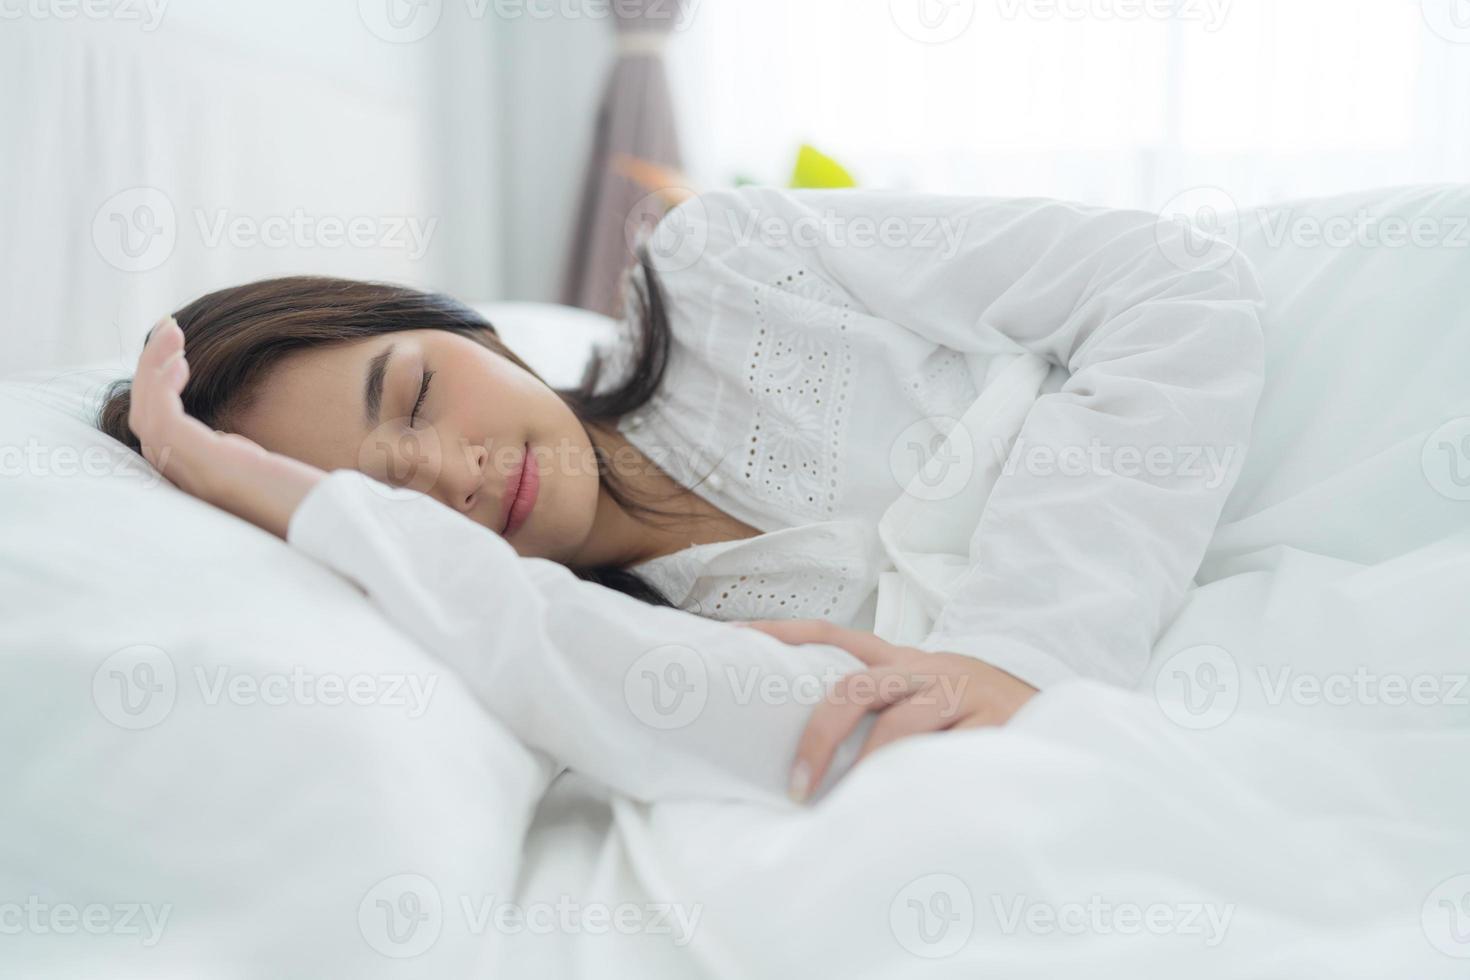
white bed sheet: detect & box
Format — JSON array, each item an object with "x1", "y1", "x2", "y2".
[
  {"x1": 0, "y1": 301, "x2": 611, "y2": 977},
  {"x1": 4, "y1": 190, "x2": 1468, "y2": 976}
]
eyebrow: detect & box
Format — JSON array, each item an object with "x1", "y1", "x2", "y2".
[{"x1": 364, "y1": 344, "x2": 394, "y2": 426}]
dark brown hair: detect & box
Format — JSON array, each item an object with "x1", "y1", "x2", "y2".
[{"x1": 98, "y1": 252, "x2": 677, "y2": 605}]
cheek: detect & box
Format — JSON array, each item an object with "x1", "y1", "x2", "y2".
[
  {"x1": 365, "y1": 420, "x2": 446, "y2": 493},
  {"x1": 526, "y1": 412, "x2": 603, "y2": 556},
  {"x1": 539, "y1": 424, "x2": 598, "y2": 501}
]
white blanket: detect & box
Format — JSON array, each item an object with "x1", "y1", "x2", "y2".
[{"x1": 501, "y1": 185, "x2": 1470, "y2": 977}]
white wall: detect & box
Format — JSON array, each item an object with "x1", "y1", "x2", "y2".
[{"x1": 0, "y1": 0, "x2": 528, "y2": 373}]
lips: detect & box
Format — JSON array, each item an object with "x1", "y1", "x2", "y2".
[{"x1": 500, "y1": 443, "x2": 539, "y2": 537}]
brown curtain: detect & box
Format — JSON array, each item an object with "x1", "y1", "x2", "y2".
[{"x1": 561, "y1": 0, "x2": 686, "y2": 316}]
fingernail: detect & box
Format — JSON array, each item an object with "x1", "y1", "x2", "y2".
[{"x1": 787, "y1": 761, "x2": 812, "y2": 804}]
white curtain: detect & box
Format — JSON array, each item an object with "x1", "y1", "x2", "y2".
[
  {"x1": 667, "y1": 0, "x2": 1470, "y2": 210},
  {"x1": 0, "y1": 8, "x2": 449, "y2": 374}
]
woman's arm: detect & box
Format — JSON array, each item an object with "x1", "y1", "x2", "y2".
[
  {"x1": 127, "y1": 317, "x2": 322, "y2": 535},
  {"x1": 127, "y1": 319, "x2": 866, "y2": 804},
  {"x1": 287, "y1": 469, "x2": 867, "y2": 804},
  {"x1": 672, "y1": 189, "x2": 1266, "y2": 688}
]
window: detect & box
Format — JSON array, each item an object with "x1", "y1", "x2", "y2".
[{"x1": 668, "y1": 0, "x2": 1470, "y2": 210}]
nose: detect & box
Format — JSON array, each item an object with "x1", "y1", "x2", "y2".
[{"x1": 450, "y1": 441, "x2": 489, "y2": 514}]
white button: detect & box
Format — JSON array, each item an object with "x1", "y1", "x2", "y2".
[
  {"x1": 707, "y1": 473, "x2": 724, "y2": 490},
  {"x1": 627, "y1": 414, "x2": 646, "y2": 430}
]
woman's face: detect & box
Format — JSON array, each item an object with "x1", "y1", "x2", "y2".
[{"x1": 229, "y1": 329, "x2": 602, "y2": 561}]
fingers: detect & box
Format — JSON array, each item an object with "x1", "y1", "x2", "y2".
[
  {"x1": 789, "y1": 667, "x2": 921, "y2": 803},
  {"x1": 131, "y1": 318, "x2": 184, "y2": 425},
  {"x1": 856, "y1": 695, "x2": 956, "y2": 764},
  {"x1": 129, "y1": 316, "x2": 210, "y2": 480},
  {"x1": 138, "y1": 316, "x2": 183, "y2": 372},
  {"x1": 162, "y1": 344, "x2": 190, "y2": 392},
  {"x1": 740, "y1": 619, "x2": 901, "y2": 668},
  {"x1": 739, "y1": 619, "x2": 927, "y2": 802},
  {"x1": 151, "y1": 319, "x2": 188, "y2": 396}
]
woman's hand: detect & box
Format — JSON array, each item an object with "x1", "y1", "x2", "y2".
[
  {"x1": 740, "y1": 620, "x2": 1039, "y2": 803},
  {"x1": 129, "y1": 316, "x2": 323, "y2": 538}
]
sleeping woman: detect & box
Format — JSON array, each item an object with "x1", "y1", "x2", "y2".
[{"x1": 98, "y1": 188, "x2": 1265, "y2": 804}]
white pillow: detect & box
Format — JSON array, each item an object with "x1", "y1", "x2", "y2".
[
  {"x1": 0, "y1": 371, "x2": 555, "y2": 974},
  {"x1": 1205, "y1": 184, "x2": 1470, "y2": 571},
  {"x1": 474, "y1": 301, "x2": 618, "y2": 390}
]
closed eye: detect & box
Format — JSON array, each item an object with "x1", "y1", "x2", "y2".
[{"x1": 409, "y1": 369, "x2": 434, "y2": 426}]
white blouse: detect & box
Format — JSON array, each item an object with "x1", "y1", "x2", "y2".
[
  {"x1": 610, "y1": 188, "x2": 1265, "y2": 688},
  {"x1": 287, "y1": 189, "x2": 1265, "y2": 804}
]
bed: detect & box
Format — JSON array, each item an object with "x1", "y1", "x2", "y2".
[{"x1": 3, "y1": 188, "x2": 1469, "y2": 977}]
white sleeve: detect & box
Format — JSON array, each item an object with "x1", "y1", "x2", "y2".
[
  {"x1": 287, "y1": 471, "x2": 866, "y2": 804},
  {"x1": 683, "y1": 188, "x2": 1266, "y2": 688}
]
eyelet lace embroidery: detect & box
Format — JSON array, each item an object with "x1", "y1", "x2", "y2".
[
  {"x1": 901, "y1": 348, "x2": 977, "y2": 431},
  {"x1": 683, "y1": 548, "x2": 859, "y2": 623},
  {"x1": 742, "y1": 267, "x2": 854, "y2": 522}
]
